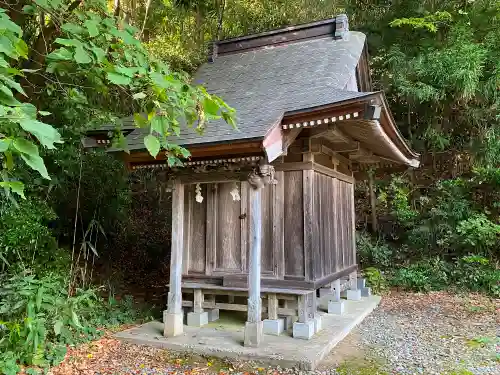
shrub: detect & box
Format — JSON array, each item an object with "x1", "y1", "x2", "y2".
[
  {"x1": 363, "y1": 267, "x2": 389, "y2": 295},
  {"x1": 0, "y1": 199, "x2": 57, "y2": 269},
  {"x1": 0, "y1": 271, "x2": 146, "y2": 374},
  {"x1": 391, "y1": 258, "x2": 450, "y2": 292},
  {"x1": 452, "y1": 255, "x2": 500, "y2": 297},
  {"x1": 357, "y1": 232, "x2": 393, "y2": 268}
]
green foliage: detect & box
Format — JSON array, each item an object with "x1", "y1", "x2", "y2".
[
  {"x1": 455, "y1": 215, "x2": 500, "y2": 256},
  {"x1": 390, "y1": 11, "x2": 453, "y2": 33},
  {"x1": 453, "y1": 256, "x2": 500, "y2": 297},
  {"x1": 357, "y1": 232, "x2": 393, "y2": 268},
  {"x1": 0, "y1": 10, "x2": 62, "y2": 198},
  {"x1": 363, "y1": 267, "x2": 389, "y2": 295},
  {"x1": 0, "y1": 198, "x2": 58, "y2": 269},
  {"x1": 392, "y1": 258, "x2": 451, "y2": 292},
  {"x1": 0, "y1": 271, "x2": 147, "y2": 373},
  {"x1": 390, "y1": 255, "x2": 499, "y2": 297}
]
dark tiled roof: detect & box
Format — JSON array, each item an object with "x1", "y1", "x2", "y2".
[{"x1": 118, "y1": 31, "x2": 368, "y2": 150}]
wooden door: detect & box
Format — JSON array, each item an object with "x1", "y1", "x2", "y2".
[{"x1": 207, "y1": 182, "x2": 248, "y2": 275}]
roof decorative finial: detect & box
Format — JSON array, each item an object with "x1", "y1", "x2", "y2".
[
  {"x1": 208, "y1": 43, "x2": 218, "y2": 63},
  {"x1": 334, "y1": 14, "x2": 349, "y2": 40}
]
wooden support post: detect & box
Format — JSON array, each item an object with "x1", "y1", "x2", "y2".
[
  {"x1": 334, "y1": 279, "x2": 341, "y2": 302},
  {"x1": 297, "y1": 294, "x2": 308, "y2": 323},
  {"x1": 349, "y1": 270, "x2": 358, "y2": 290},
  {"x1": 368, "y1": 171, "x2": 378, "y2": 232},
  {"x1": 244, "y1": 182, "x2": 263, "y2": 347},
  {"x1": 193, "y1": 289, "x2": 204, "y2": 313},
  {"x1": 164, "y1": 181, "x2": 184, "y2": 337},
  {"x1": 244, "y1": 164, "x2": 277, "y2": 347},
  {"x1": 267, "y1": 293, "x2": 278, "y2": 320}
]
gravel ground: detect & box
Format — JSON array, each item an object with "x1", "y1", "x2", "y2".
[{"x1": 47, "y1": 291, "x2": 499, "y2": 375}]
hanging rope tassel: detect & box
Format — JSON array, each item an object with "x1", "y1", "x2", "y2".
[
  {"x1": 230, "y1": 181, "x2": 240, "y2": 201},
  {"x1": 195, "y1": 183, "x2": 204, "y2": 203}
]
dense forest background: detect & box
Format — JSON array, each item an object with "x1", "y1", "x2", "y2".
[{"x1": 0, "y1": 0, "x2": 499, "y2": 373}]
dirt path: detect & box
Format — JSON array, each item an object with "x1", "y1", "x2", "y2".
[{"x1": 47, "y1": 292, "x2": 499, "y2": 375}]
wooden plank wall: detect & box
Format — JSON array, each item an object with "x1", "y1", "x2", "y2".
[
  {"x1": 181, "y1": 168, "x2": 356, "y2": 284},
  {"x1": 312, "y1": 172, "x2": 356, "y2": 281},
  {"x1": 283, "y1": 171, "x2": 305, "y2": 279},
  {"x1": 183, "y1": 184, "x2": 207, "y2": 274}
]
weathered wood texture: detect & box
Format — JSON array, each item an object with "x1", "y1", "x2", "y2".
[
  {"x1": 283, "y1": 171, "x2": 305, "y2": 279},
  {"x1": 311, "y1": 171, "x2": 356, "y2": 281},
  {"x1": 181, "y1": 164, "x2": 356, "y2": 287}
]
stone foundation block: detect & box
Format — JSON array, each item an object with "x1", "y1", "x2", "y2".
[
  {"x1": 263, "y1": 318, "x2": 284, "y2": 336},
  {"x1": 244, "y1": 321, "x2": 263, "y2": 347},
  {"x1": 163, "y1": 311, "x2": 184, "y2": 337},
  {"x1": 207, "y1": 308, "x2": 219, "y2": 322},
  {"x1": 357, "y1": 278, "x2": 366, "y2": 289},
  {"x1": 319, "y1": 288, "x2": 333, "y2": 298},
  {"x1": 282, "y1": 315, "x2": 295, "y2": 330},
  {"x1": 293, "y1": 321, "x2": 315, "y2": 340},
  {"x1": 313, "y1": 315, "x2": 322, "y2": 333},
  {"x1": 346, "y1": 289, "x2": 362, "y2": 301},
  {"x1": 328, "y1": 300, "x2": 345, "y2": 315},
  {"x1": 361, "y1": 287, "x2": 372, "y2": 297},
  {"x1": 187, "y1": 311, "x2": 208, "y2": 327}
]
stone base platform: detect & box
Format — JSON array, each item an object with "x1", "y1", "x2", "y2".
[{"x1": 115, "y1": 296, "x2": 381, "y2": 370}]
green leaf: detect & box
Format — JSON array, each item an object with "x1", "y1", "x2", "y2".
[
  {"x1": 47, "y1": 47, "x2": 73, "y2": 61},
  {"x1": 0, "y1": 181, "x2": 25, "y2": 199},
  {"x1": 54, "y1": 38, "x2": 83, "y2": 48},
  {"x1": 84, "y1": 19, "x2": 99, "y2": 37},
  {"x1": 20, "y1": 153, "x2": 50, "y2": 180},
  {"x1": 0, "y1": 14, "x2": 22, "y2": 35},
  {"x1": 0, "y1": 75, "x2": 26, "y2": 96},
  {"x1": 36, "y1": 286, "x2": 43, "y2": 310},
  {"x1": 54, "y1": 320, "x2": 63, "y2": 336},
  {"x1": 18, "y1": 119, "x2": 63, "y2": 149},
  {"x1": 0, "y1": 83, "x2": 13, "y2": 97},
  {"x1": 0, "y1": 56, "x2": 8, "y2": 67},
  {"x1": 133, "y1": 113, "x2": 148, "y2": 127},
  {"x1": 115, "y1": 66, "x2": 137, "y2": 77},
  {"x1": 38, "y1": 111, "x2": 51, "y2": 116},
  {"x1": 0, "y1": 138, "x2": 11, "y2": 152},
  {"x1": 144, "y1": 134, "x2": 160, "y2": 158},
  {"x1": 61, "y1": 23, "x2": 84, "y2": 35},
  {"x1": 110, "y1": 28, "x2": 140, "y2": 46},
  {"x1": 150, "y1": 115, "x2": 168, "y2": 135},
  {"x1": 4, "y1": 150, "x2": 13, "y2": 170},
  {"x1": 74, "y1": 46, "x2": 92, "y2": 64},
  {"x1": 106, "y1": 72, "x2": 131, "y2": 85},
  {"x1": 15, "y1": 39, "x2": 28, "y2": 58},
  {"x1": 12, "y1": 138, "x2": 39, "y2": 156},
  {"x1": 203, "y1": 97, "x2": 220, "y2": 116},
  {"x1": 132, "y1": 92, "x2": 146, "y2": 100},
  {"x1": 91, "y1": 46, "x2": 106, "y2": 63},
  {"x1": 71, "y1": 310, "x2": 82, "y2": 328},
  {"x1": 22, "y1": 4, "x2": 36, "y2": 14}
]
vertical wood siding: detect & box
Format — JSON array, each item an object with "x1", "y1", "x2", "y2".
[
  {"x1": 181, "y1": 169, "x2": 356, "y2": 284},
  {"x1": 284, "y1": 171, "x2": 305, "y2": 279},
  {"x1": 312, "y1": 172, "x2": 356, "y2": 280},
  {"x1": 215, "y1": 182, "x2": 243, "y2": 273},
  {"x1": 183, "y1": 184, "x2": 207, "y2": 274}
]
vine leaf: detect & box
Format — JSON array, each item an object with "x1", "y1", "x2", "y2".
[{"x1": 144, "y1": 134, "x2": 160, "y2": 158}]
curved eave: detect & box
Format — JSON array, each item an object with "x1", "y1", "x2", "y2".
[{"x1": 379, "y1": 94, "x2": 420, "y2": 165}]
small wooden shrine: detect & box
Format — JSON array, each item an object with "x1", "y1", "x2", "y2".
[{"x1": 85, "y1": 15, "x2": 419, "y2": 346}]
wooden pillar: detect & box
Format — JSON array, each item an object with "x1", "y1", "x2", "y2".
[
  {"x1": 164, "y1": 180, "x2": 184, "y2": 337},
  {"x1": 244, "y1": 180, "x2": 263, "y2": 347},
  {"x1": 368, "y1": 171, "x2": 378, "y2": 232}
]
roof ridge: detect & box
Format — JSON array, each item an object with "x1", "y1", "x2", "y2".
[{"x1": 208, "y1": 15, "x2": 349, "y2": 61}]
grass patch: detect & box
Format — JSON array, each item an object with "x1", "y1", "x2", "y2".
[{"x1": 336, "y1": 358, "x2": 389, "y2": 375}]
